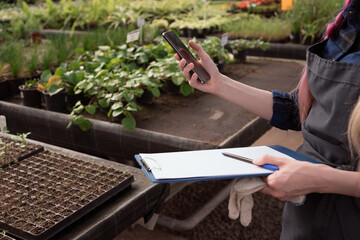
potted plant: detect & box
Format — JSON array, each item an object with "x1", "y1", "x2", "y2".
[
  {"x1": 229, "y1": 39, "x2": 270, "y2": 62},
  {"x1": 37, "y1": 70, "x2": 67, "y2": 113},
  {"x1": 19, "y1": 79, "x2": 42, "y2": 108}
]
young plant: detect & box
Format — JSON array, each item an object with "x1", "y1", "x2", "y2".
[
  {"x1": 229, "y1": 38, "x2": 270, "y2": 51},
  {"x1": 15, "y1": 132, "x2": 31, "y2": 148},
  {"x1": 27, "y1": 44, "x2": 39, "y2": 75},
  {"x1": 3, "y1": 42, "x2": 24, "y2": 77},
  {"x1": 37, "y1": 70, "x2": 64, "y2": 96},
  {"x1": 42, "y1": 42, "x2": 55, "y2": 70},
  {"x1": 22, "y1": 79, "x2": 39, "y2": 90}
]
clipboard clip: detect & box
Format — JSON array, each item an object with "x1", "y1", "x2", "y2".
[{"x1": 140, "y1": 157, "x2": 162, "y2": 172}]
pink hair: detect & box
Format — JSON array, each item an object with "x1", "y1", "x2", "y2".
[{"x1": 298, "y1": 0, "x2": 352, "y2": 122}]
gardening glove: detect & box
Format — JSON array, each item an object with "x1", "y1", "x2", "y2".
[{"x1": 228, "y1": 177, "x2": 305, "y2": 227}]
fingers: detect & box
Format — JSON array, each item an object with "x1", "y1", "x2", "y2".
[
  {"x1": 178, "y1": 58, "x2": 196, "y2": 81},
  {"x1": 188, "y1": 40, "x2": 210, "y2": 61},
  {"x1": 260, "y1": 186, "x2": 287, "y2": 201},
  {"x1": 174, "y1": 53, "x2": 181, "y2": 61},
  {"x1": 253, "y1": 155, "x2": 287, "y2": 167}
]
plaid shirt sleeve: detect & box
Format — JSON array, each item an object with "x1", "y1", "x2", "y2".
[{"x1": 268, "y1": 90, "x2": 301, "y2": 131}]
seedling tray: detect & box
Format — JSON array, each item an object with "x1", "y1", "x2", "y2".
[
  {"x1": 0, "y1": 232, "x2": 17, "y2": 240},
  {"x1": 0, "y1": 150, "x2": 134, "y2": 240},
  {"x1": 0, "y1": 135, "x2": 44, "y2": 169}
]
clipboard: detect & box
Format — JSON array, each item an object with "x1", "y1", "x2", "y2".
[{"x1": 134, "y1": 145, "x2": 321, "y2": 183}]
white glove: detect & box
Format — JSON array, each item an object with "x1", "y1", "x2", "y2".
[
  {"x1": 228, "y1": 177, "x2": 266, "y2": 227},
  {"x1": 228, "y1": 177, "x2": 305, "y2": 227}
]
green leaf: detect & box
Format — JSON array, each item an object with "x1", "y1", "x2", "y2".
[
  {"x1": 98, "y1": 98, "x2": 110, "y2": 108},
  {"x1": 112, "y1": 109, "x2": 123, "y2": 117},
  {"x1": 111, "y1": 101, "x2": 123, "y2": 110},
  {"x1": 171, "y1": 75, "x2": 184, "y2": 85},
  {"x1": 126, "y1": 102, "x2": 138, "y2": 111},
  {"x1": 180, "y1": 83, "x2": 194, "y2": 96},
  {"x1": 64, "y1": 72, "x2": 77, "y2": 85},
  {"x1": 73, "y1": 115, "x2": 92, "y2": 131},
  {"x1": 95, "y1": 69, "x2": 108, "y2": 78},
  {"x1": 48, "y1": 85, "x2": 63, "y2": 96},
  {"x1": 55, "y1": 67, "x2": 66, "y2": 76},
  {"x1": 150, "y1": 87, "x2": 160, "y2": 97},
  {"x1": 40, "y1": 70, "x2": 52, "y2": 85},
  {"x1": 73, "y1": 104, "x2": 84, "y2": 114},
  {"x1": 122, "y1": 115, "x2": 136, "y2": 130},
  {"x1": 85, "y1": 104, "x2": 96, "y2": 115}
]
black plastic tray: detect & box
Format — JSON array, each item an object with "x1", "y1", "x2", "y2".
[
  {"x1": 0, "y1": 150, "x2": 134, "y2": 240},
  {"x1": 0, "y1": 135, "x2": 44, "y2": 169}
]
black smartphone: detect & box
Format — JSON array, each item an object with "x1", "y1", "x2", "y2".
[{"x1": 162, "y1": 31, "x2": 210, "y2": 84}]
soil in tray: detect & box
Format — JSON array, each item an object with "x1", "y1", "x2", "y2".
[
  {"x1": 0, "y1": 150, "x2": 133, "y2": 240},
  {"x1": 0, "y1": 135, "x2": 43, "y2": 168}
]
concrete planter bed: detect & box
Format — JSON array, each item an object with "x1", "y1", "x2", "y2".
[
  {"x1": 1, "y1": 51, "x2": 305, "y2": 239},
  {"x1": 1, "y1": 57, "x2": 304, "y2": 163}
]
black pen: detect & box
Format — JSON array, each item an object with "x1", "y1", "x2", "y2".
[{"x1": 222, "y1": 152, "x2": 279, "y2": 171}]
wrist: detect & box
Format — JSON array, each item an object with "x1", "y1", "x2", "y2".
[
  {"x1": 210, "y1": 74, "x2": 234, "y2": 96},
  {"x1": 314, "y1": 165, "x2": 360, "y2": 197}
]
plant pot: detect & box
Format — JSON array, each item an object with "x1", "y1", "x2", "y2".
[
  {"x1": 30, "y1": 31, "x2": 42, "y2": 44},
  {"x1": 19, "y1": 85, "x2": 42, "y2": 108},
  {"x1": 136, "y1": 89, "x2": 154, "y2": 105},
  {"x1": 8, "y1": 78, "x2": 25, "y2": 95},
  {"x1": 43, "y1": 90, "x2": 67, "y2": 113},
  {"x1": 66, "y1": 92, "x2": 89, "y2": 108},
  {"x1": 233, "y1": 49, "x2": 247, "y2": 63},
  {"x1": 163, "y1": 80, "x2": 180, "y2": 94},
  {"x1": 0, "y1": 80, "x2": 10, "y2": 99}
]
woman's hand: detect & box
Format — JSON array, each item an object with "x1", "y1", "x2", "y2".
[
  {"x1": 253, "y1": 155, "x2": 328, "y2": 201},
  {"x1": 174, "y1": 40, "x2": 223, "y2": 94}
]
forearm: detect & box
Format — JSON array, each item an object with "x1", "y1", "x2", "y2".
[
  {"x1": 315, "y1": 165, "x2": 360, "y2": 198},
  {"x1": 213, "y1": 74, "x2": 273, "y2": 121}
]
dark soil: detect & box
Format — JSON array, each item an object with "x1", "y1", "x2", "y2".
[{"x1": 0, "y1": 135, "x2": 43, "y2": 167}]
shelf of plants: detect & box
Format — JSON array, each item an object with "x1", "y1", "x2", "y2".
[{"x1": 0, "y1": 134, "x2": 134, "y2": 240}]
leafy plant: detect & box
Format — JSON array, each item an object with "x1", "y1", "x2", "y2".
[
  {"x1": 27, "y1": 44, "x2": 39, "y2": 75},
  {"x1": 22, "y1": 79, "x2": 39, "y2": 90},
  {"x1": 221, "y1": 13, "x2": 291, "y2": 41},
  {"x1": 229, "y1": 38, "x2": 270, "y2": 51},
  {"x1": 199, "y1": 36, "x2": 233, "y2": 63},
  {"x1": 37, "y1": 70, "x2": 64, "y2": 96},
  {"x1": 3, "y1": 42, "x2": 24, "y2": 77},
  {"x1": 42, "y1": 42, "x2": 55, "y2": 70},
  {"x1": 284, "y1": 0, "x2": 342, "y2": 44}
]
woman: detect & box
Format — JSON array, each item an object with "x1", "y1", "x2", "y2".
[{"x1": 175, "y1": 0, "x2": 360, "y2": 238}]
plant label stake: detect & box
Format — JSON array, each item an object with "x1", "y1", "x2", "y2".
[
  {"x1": 221, "y1": 33, "x2": 228, "y2": 62},
  {"x1": 126, "y1": 29, "x2": 141, "y2": 44},
  {"x1": 0, "y1": 115, "x2": 6, "y2": 132},
  {"x1": 137, "y1": 18, "x2": 145, "y2": 45},
  {"x1": 202, "y1": 0, "x2": 207, "y2": 22}
]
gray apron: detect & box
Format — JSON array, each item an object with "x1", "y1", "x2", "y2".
[{"x1": 281, "y1": 41, "x2": 360, "y2": 240}]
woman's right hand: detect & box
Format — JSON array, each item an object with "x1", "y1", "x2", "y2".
[{"x1": 174, "y1": 40, "x2": 223, "y2": 94}]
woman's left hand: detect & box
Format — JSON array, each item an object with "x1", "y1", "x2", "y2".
[{"x1": 253, "y1": 155, "x2": 326, "y2": 201}]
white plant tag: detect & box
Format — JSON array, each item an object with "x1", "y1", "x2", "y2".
[
  {"x1": 137, "y1": 18, "x2": 145, "y2": 27},
  {"x1": 126, "y1": 29, "x2": 141, "y2": 43},
  {"x1": 0, "y1": 115, "x2": 7, "y2": 132},
  {"x1": 221, "y1": 33, "x2": 228, "y2": 47}
]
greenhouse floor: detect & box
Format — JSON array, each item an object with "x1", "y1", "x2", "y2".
[{"x1": 116, "y1": 127, "x2": 304, "y2": 240}]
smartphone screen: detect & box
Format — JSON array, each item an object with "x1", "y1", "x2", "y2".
[{"x1": 162, "y1": 31, "x2": 210, "y2": 84}]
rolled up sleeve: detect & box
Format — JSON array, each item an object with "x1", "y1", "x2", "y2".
[{"x1": 269, "y1": 90, "x2": 301, "y2": 131}]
